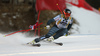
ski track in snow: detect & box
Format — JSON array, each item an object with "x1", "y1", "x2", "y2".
[{"x1": 0, "y1": 33, "x2": 100, "y2": 56}]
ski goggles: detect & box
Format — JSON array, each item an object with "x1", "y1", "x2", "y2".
[{"x1": 63, "y1": 11, "x2": 71, "y2": 16}]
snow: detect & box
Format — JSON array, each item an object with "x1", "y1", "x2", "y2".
[
  {"x1": 0, "y1": 33, "x2": 100, "y2": 56},
  {"x1": 67, "y1": 5, "x2": 100, "y2": 34},
  {"x1": 0, "y1": 5, "x2": 100, "y2": 56}
]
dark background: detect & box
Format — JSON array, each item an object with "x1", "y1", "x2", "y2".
[
  {"x1": 85, "y1": 0, "x2": 100, "y2": 9},
  {"x1": 0, "y1": 0, "x2": 99, "y2": 36}
]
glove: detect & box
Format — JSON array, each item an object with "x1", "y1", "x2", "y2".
[
  {"x1": 63, "y1": 33, "x2": 67, "y2": 36},
  {"x1": 29, "y1": 25, "x2": 35, "y2": 30},
  {"x1": 46, "y1": 25, "x2": 50, "y2": 29}
]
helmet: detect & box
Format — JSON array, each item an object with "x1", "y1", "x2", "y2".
[{"x1": 63, "y1": 9, "x2": 71, "y2": 16}]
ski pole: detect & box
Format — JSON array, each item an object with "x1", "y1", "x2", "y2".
[
  {"x1": 3, "y1": 29, "x2": 31, "y2": 37},
  {"x1": 3, "y1": 27, "x2": 47, "y2": 37},
  {"x1": 56, "y1": 3, "x2": 63, "y2": 14}
]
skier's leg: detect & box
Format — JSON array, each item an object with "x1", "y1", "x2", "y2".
[
  {"x1": 45, "y1": 26, "x2": 59, "y2": 38},
  {"x1": 31, "y1": 26, "x2": 59, "y2": 44},
  {"x1": 28, "y1": 35, "x2": 46, "y2": 44},
  {"x1": 53, "y1": 28, "x2": 68, "y2": 39},
  {"x1": 34, "y1": 35, "x2": 46, "y2": 43},
  {"x1": 46, "y1": 28, "x2": 68, "y2": 42}
]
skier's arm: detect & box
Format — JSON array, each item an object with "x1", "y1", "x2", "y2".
[
  {"x1": 47, "y1": 19, "x2": 55, "y2": 25},
  {"x1": 47, "y1": 14, "x2": 60, "y2": 25},
  {"x1": 67, "y1": 24, "x2": 73, "y2": 30},
  {"x1": 67, "y1": 18, "x2": 73, "y2": 30}
]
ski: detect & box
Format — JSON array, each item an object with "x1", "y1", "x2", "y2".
[
  {"x1": 32, "y1": 44, "x2": 41, "y2": 47},
  {"x1": 26, "y1": 40, "x2": 63, "y2": 47},
  {"x1": 54, "y1": 42, "x2": 63, "y2": 46},
  {"x1": 42, "y1": 40, "x2": 63, "y2": 46},
  {"x1": 27, "y1": 43, "x2": 41, "y2": 47},
  {"x1": 26, "y1": 42, "x2": 63, "y2": 47}
]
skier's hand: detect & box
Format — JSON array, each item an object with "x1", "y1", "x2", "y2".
[
  {"x1": 29, "y1": 25, "x2": 34, "y2": 30},
  {"x1": 46, "y1": 25, "x2": 50, "y2": 29}
]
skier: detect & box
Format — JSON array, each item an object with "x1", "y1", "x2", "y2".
[{"x1": 29, "y1": 9, "x2": 73, "y2": 45}]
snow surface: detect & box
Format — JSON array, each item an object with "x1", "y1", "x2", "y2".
[
  {"x1": 0, "y1": 5, "x2": 100, "y2": 56},
  {"x1": 0, "y1": 33, "x2": 100, "y2": 56},
  {"x1": 68, "y1": 5, "x2": 100, "y2": 34}
]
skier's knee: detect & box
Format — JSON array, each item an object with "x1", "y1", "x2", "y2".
[{"x1": 34, "y1": 38, "x2": 40, "y2": 43}]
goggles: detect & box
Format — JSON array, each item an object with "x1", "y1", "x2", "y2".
[{"x1": 63, "y1": 11, "x2": 71, "y2": 16}]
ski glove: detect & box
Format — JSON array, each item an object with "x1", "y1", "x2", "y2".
[
  {"x1": 46, "y1": 25, "x2": 50, "y2": 29},
  {"x1": 29, "y1": 25, "x2": 35, "y2": 30}
]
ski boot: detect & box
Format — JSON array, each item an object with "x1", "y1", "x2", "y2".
[
  {"x1": 27, "y1": 40, "x2": 36, "y2": 45},
  {"x1": 47, "y1": 36, "x2": 54, "y2": 42},
  {"x1": 27, "y1": 40, "x2": 41, "y2": 47}
]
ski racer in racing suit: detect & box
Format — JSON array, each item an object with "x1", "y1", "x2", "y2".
[{"x1": 29, "y1": 9, "x2": 73, "y2": 44}]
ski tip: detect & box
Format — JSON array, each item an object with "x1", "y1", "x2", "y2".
[
  {"x1": 37, "y1": 45, "x2": 41, "y2": 47},
  {"x1": 55, "y1": 43, "x2": 63, "y2": 46},
  {"x1": 60, "y1": 43, "x2": 63, "y2": 46}
]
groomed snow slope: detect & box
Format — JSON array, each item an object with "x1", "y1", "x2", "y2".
[{"x1": 0, "y1": 33, "x2": 100, "y2": 56}]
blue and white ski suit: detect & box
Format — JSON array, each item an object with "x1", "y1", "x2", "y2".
[
  {"x1": 45, "y1": 14, "x2": 73, "y2": 39},
  {"x1": 34, "y1": 14, "x2": 73, "y2": 43}
]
